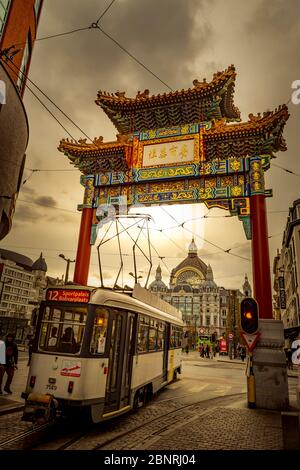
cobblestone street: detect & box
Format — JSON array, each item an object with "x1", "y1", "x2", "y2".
[{"x1": 1, "y1": 353, "x2": 298, "y2": 451}]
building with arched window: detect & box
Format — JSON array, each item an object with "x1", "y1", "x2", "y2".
[{"x1": 149, "y1": 239, "x2": 250, "y2": 341}]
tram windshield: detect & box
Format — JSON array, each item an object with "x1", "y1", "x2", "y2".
[{"x1": 38, "y1": 305, "x2": 87, "y2": 354}]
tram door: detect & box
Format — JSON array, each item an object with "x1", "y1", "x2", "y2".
[
  {"x1": 104, "y1": 311, "x2": 135, "y2": 412},
  {"x1": 163, "y1": 323, "x2": 170, "y2": 382}
]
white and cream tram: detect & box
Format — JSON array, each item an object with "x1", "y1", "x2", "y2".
[{"x1": 22, "y1": 284, "x2": 183, "y2": 424}]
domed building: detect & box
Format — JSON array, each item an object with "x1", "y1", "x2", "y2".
[
  {"x1": 149, "y1": 239, "x2": 250, "y2": 341},
  {"x1": 148, "y1": 265, "x2": 168, "y2": 297},
  {"x1": 0, "y1": 249, "x2": 62, "y2": 340}
]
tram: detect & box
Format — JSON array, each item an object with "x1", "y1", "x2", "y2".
[{"x1": 22, "y1": 284, "x2": 183, "y2": 424}]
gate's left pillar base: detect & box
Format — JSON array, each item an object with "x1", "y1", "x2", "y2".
[{"x1": 252, "y1": 319, "x2": 289, "y2": 410}]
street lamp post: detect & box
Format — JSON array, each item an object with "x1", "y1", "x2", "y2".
[
  {"x1": 59, "y1": 254, "x2": 75, "y2": 284},
  {"x1": 129, "y1": 272, "x2": 143, "y2": 284}
]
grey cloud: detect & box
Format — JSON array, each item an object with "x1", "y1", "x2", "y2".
[
  {"x1": 34, "y1": 196, "x2": 57, "y2": 207},
  {"x1": 47, "y1": 213, "x2": 75, "y2": 223},
  {"x1": 30, "y1": 0, "x2": 214, "y2": 119},
  {"x1": 246, "y1": 0, "x2": 300, "y2": 36},
  {"x1": 14, "y1": 204, "x2": 41, "y2": 223}
]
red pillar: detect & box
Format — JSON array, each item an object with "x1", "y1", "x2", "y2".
[
  {"x1": 73, "y1": 208, "x2": 93, "y2": 285},
  {"x1": 250, "y1": 194, "x2": 273, "y2": 318}
]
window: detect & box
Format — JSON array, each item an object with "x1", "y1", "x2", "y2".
[
  {"x1": 170, "y1": 325, "x2": 182, "y2": 349},
  {"x1": 0, "y1": 0, "x2": 10, "y2": 37},
  {"x1": 90, "y1": 307, "x2": 109, "y2": 354},
  {"x1": 148, "y1": 327, "x2": 157, "y2": 351},
  {"x1": 39, "y1": 305, "x2": 87, "y2": 354},
  {"x1": 157, "y1": 323, "x2": 166, "y2": 351},
  {"x1": 137, "y1": 316, "x2": 149, "y2": 352}
]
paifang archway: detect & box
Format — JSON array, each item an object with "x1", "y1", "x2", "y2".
[{"x1": 58, "y1": 65, "x2": 289, "y2": 321}]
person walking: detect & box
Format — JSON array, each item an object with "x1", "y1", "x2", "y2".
[{"x1": 0, "y1": 334, "x2": 18, "y2": 394}]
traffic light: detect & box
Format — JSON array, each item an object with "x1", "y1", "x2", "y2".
[{"x1": 240, "y1": 297, "x2": 259, "y2": 334}]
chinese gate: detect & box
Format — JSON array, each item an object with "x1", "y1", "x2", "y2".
[{"x1": 58, "y1": 65, "x2": 289, "y2": 321}]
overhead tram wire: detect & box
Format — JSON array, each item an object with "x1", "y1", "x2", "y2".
[
  {"x1": 2, "y1": 59, "x2": 77, "y2": 140},
  {"x1": 95, "y1": 0, "x2": 117, "y2": 24},
  {"x1": 12, "y1": 26, "x2": 92, "y2": 49},
  {"x1": 93, "y1": 25, "x2": 173, "y2": 92},
  {"x1": 17, "y1": 199, "x2": 79, "y2": 215},
  {"x1": 272, "y1": 162, "x2": 300, "y2": 178},
  {"x1": 7, "y1": 0, "x2": 117, "y2": 48},
  {"x1": 159, "y1": 206, "x2": 251, "y2": 262}
]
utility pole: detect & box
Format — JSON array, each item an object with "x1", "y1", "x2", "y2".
[{"x1": 59, "y1": 254, "x2": 75, "y2": 284}]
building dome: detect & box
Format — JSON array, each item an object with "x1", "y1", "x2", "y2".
[
  {"x1": 31, "y1": 252, "x2": 47, "y2": 272},
  {"x1": 170, "y1": 239, "x2": 207, "y2": 287},
  {"x1": 201, "y1": 264, "x2": 217, "y2": 289},
  {"x1": 149, "y1": 265, "x2": 167, "y2": 292}
]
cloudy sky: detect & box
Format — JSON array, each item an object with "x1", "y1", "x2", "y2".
[{"x1": 2, "y1": 0, "x2": 300, "y2": 291}]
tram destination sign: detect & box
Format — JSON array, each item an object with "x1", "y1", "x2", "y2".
[{"x1": 46, "y1": 289, "x2": 91, "y2": 303}]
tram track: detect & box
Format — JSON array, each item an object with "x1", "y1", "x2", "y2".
[
  {"x1": 0, "y1": 391, "x2": 246, "y2": 450},
  {"x1": 54, "y1": 392, "x2": 247, "y2": 451},
  {"x1": 91, "y1": 392, "x2": 247, "y2": 451}
]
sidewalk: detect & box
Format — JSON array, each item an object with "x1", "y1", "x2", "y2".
[{"x1": 182, "y1": 350, "x2": 299, "y2": 378}]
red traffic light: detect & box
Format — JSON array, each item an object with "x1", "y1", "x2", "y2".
[{"x1": 240, "y1": 298, "x2": 259, "y2": 334}]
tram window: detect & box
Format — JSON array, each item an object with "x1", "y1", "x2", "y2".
[
  {"x1": 38, "y1": 306, "x2": 87, "y2": 354},
  {"x1": 170, "y1": 325, "x2": 182, "y2": 349},
  {"x1": 48, "y1": 324, "x2": 59, "y2": 347},
  {"x1": 177, "y1": 330, "x2": 182, "y2": 348},
  {"x1": 137, "y1": 323, "x2": 148, "y2": 352},
  {"x1": 157, "y1": 330, "x2": 164, "y2": 350},
  {"x1": 52, "y1": 309, "x2": 61, "y2": 321},
  {"x1": 64, "y1": 311, "x2": 73, "y2": 321},
  {"x1": 44, "y1": 307, "x2": 50, "y2": 321},
  {"x1": 148, "y1": 327, "x2": 157, "y2": 351},
  {"x1": 90, "y1": 308, "x2": 109, "y2": 354},
  {"x1": 39, "y1": 323, "x2": 47, "y2": 348},
  {"x1": 170, "y1": 327, "x2": 176, "y2": 348}
]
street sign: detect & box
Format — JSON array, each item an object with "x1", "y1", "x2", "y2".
[{"x1": 241, "y1": 331, "x2": 260, "y2": 351}]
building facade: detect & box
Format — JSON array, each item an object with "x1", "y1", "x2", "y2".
[
  {"x1": 149, "y1": 239, "x2": 249, "y2": 342},
  {"x1": 273, "y1": 199, "x2": 300, "y2": 341},
  {"x1": 0, "y1": 248, "x2": 59, "y2": 340},
  {"x1": 0, "y1": 0, "x2": 43, "y2": 240}
]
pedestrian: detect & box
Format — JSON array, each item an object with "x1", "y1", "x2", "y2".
[
  {"x1": 240, "y1": 346, "x2": 246, "y2": 362},
  {"x1": 0, "y1": 333, "x2": 18, "y2": 394},
  {"x1": 0, "y1": 331, "x2": 6, "y2": 395},
  {"x1": 287, "y1": 348, "x2": 293, "y2": 370},
  {"x1": 185, "y1": 344, "x2": 189, "y2": 355},
  {"x1": 27, "y1": 335, "x2": 34, "y2": 366}
]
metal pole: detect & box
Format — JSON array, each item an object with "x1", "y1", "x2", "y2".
[
  {"x1": 65, "y1": 260, "x2": 70, "y2": 284},
  {"x1": 247, "y1": 351, "x2": 256, "y2": 408}
]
